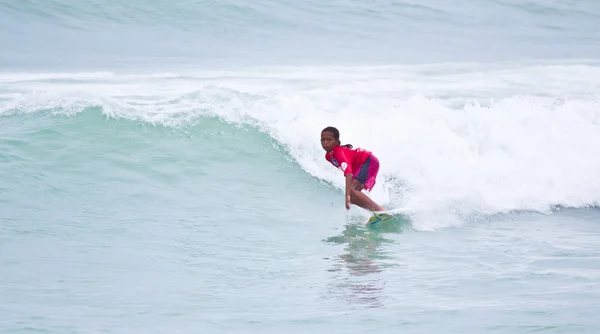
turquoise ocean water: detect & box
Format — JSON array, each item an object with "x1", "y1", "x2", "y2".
[{"x1": 2, "y1": 1, "x2": 600, "y2": 333}]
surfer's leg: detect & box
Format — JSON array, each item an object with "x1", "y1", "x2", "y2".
[
  {"x1": 353, "y1": 155, "x2": 380, "y2": 192},
  {"x1": 362, "y1": 154, "x2": 379, "y2": 192},
  {"x1": 350, "y1": 189, "x2": 386, "y2": 212},
  {"x1": 350, "y1": 154, "x2": 385, "y2": 211}
]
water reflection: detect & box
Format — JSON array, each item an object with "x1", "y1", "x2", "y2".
[{"x1": 323, "y1": 215, "x2": 411, "y2": 308}]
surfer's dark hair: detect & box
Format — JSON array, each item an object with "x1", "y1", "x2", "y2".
[{"x1": 321, "y1": 126, "x2": 353, "y2": 149}]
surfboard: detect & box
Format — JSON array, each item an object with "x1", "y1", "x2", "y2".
[{"x1": 365, "y1": 208, "x2": 410, "y2": 228}]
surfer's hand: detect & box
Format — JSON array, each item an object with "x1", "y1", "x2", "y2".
[{"x1": 345, "y1": 194, "x2": 351, "y2": 210}]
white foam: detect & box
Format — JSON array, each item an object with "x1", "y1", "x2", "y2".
[{"x1": 2, "y1": 61, "x2": 600, "y2": 230}]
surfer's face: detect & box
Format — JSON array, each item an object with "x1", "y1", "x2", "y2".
[{"x1": 320, "y1": 131, "x2": 338, "y2": 152}]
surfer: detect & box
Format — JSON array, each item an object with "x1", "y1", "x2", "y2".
[{"x1": 321, "y1": 126, "x2": 386, "y2": 212}]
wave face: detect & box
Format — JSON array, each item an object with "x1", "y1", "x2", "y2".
[{"x1": 2, "y1": 61, "x2": 600, "y2": 228}]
